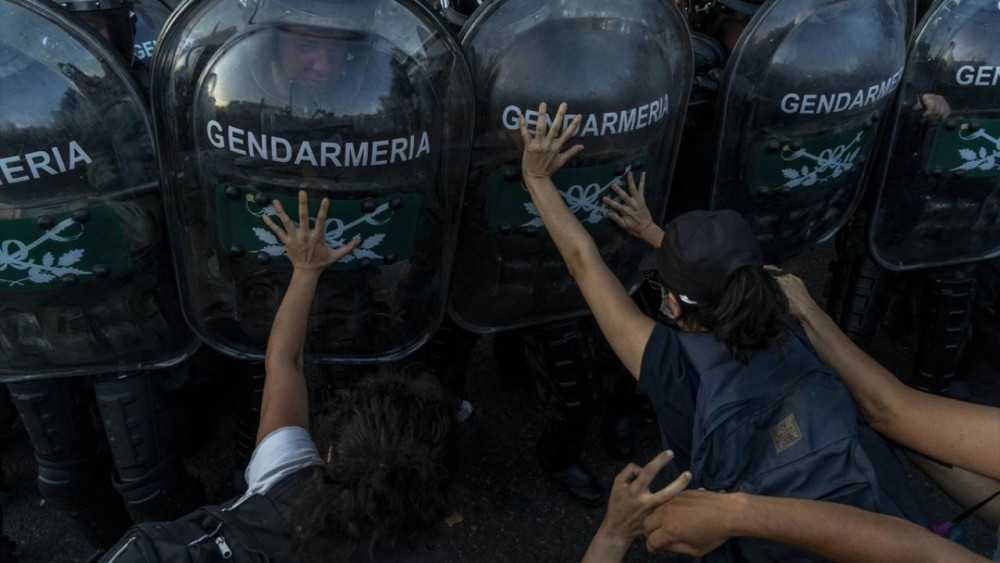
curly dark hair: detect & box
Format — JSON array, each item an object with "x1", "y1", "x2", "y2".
[
  {"x1": 291, "y1": 372, "x2": 458, "y2": 561},
  {"x1": 676, "y1": 265, "x2": 790, "y2": 363}
]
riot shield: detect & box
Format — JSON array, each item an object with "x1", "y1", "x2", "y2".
[
  {"x1": 709, "y1": 0, "x2": 908, "y2": 262},
  {"x1": 0, "y1": 0, "x2": 196, "y2": 380},
  {"x1": 450, "y1": 0, "x2": 692, "y2": 333},
  {"x1": 152, "y1": 0, "x2": 474, "y2": 362},
  {"x1": 132, "y1": 0, "x2": 171, "y2": 65},
  {"x1": 869, "y1": 0, "x2": 1000, "y2": 271}
]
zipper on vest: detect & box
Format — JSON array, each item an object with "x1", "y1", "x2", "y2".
[{"x1": 216, "y1": 536, "x2": 233, "y2": 559}]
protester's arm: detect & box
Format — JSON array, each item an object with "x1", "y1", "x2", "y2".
[
  {"x1": 643, "y1": 490, "x2": 988, "y2": 562},
  {"x1": 255, "y1": 192, "x2": 359, "y2": 445},
  {"x1": 520, "y1": 102, "x2": 655, "y2": 378},
  {"x1": 602, "y1": 172, "x2": 664, "y2": 248},
  {"x1": 582, "y1": 451, "x2": 691, "y2": 563},
  {"x1": 777, "y1": 274, "x2": 1000, "y2": 480}
]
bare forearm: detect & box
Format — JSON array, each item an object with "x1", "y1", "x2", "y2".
[
  {"x1": 796, "y1": 303, "x2": 903, "y2": 424},
  {"x1": 729, "y1": 494, "x2": 987, "y2": 563},
  {"x1": 797, "y1": 305, "x2": 1000, "y2": 479},
  {"x1": 524, "y1": 176, "x2": 603, "y2": 278},
  {"x1": 257, "y1": 270, "x2": 318, "y2": 443},
  {"x1": 581, "y1": 525, "x2": 630, "y2": 563}
]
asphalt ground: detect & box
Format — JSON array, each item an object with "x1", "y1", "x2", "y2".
[{"x1": 1, "y1": 243, "x2": 998, "y2": 562}]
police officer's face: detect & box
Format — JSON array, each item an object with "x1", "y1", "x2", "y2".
[{"x1": 276, "y1": 33, "x2": 347, "y2": 91}]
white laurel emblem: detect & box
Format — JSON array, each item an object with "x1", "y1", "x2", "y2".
[
  {"x1": 953, "y1": 125, "x2": 999, "y2": 173},
  {"x1": 247, "y1": 199, "x2": 391, "y2": 263},
  {"x1": 521, "y1": 164, "x2": 637, "y2": 228},
  {"x1": 0, "y1": 217, "x2": 89, "y2": 287},
  {"x1": 776, "y1": 131, "x2": 865, "y2": 191}
]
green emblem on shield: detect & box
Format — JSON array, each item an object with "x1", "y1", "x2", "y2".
[
  {"x1": 749, "y1": 125, "x2": 873, "y2": 195},
  {"x1": 215, "y1": 185, "x2": 421, "y2": 270},
  {"x1": 0, "y1": 204, "x2": 133, "y2": 293},
  {"x1": 489, "y1": 155, "x2": 649, "y2": 234},
  {"x1": 924, "y1": 118, "x2": 1000, "y2": 179}
]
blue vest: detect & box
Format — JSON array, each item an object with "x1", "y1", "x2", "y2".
[{"x1": 677, "y1": 324, "x2": 927, "y2": 562}]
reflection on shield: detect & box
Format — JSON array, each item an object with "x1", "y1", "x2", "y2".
[
  {"x1": 153, "y1": 0, "x2": 474, "y2": 362},
  {"x1": 869, "y1": 0, "x2": 1000, "y2": 270},
  {"x1": 0, "y1": 0, "x2": 196, "y2": 380},
  {"x1": 709, "y1": 0, "x2": 908, "y2": 262}
]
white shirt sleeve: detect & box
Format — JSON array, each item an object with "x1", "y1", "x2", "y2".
[{"x1": 243, "y1": 426, "x2": 321, "y2": 496}]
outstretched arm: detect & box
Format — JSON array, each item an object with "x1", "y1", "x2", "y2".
[
  {"x1": 777, "y1": 274, "x2": 1000, "y2": 480},
  {"x1": 520, "y1": 102, "x2": 655, "y2": 378},
  {"x1": 255, "y1": 192, "x2": 359, "y2": 445},
  {"x1": 643, "y1": 490, "x2": 987, "y2": 562}
]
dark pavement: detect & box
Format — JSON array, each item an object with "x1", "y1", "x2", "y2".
[{"x1": 2, "y1": 243, "x2": 998, "y2": 562}]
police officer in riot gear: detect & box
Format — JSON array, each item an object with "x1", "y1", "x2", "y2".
[
  {"x1": 828, "y1": 0, "x2": 1000, "y2": 397},
  {"x1": 0, "y1": 0, "x2": 202, "y2": 553},
  {"x1": 150, "y1": 0, "x2": 474, "y2": 483},
  {"x1": 443, "y1": 0, "x2": 692, "y2": 504}
]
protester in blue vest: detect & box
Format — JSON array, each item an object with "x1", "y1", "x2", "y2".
[
  {"x1": 639, "y1": 273, "x2": 999, "y2": 562},
  {"x1": 517, "y1": 102, "x2": 925, "y2": 561}
]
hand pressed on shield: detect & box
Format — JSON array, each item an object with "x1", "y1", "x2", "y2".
[
  {"x1": 773, "y1": 271, "x2": 822, "y2": 321},
  {"x1": 582, "y1": 451, "x2": 692, "y2": 563},
  {"x1": 519, "y1": 102, "x2": 584, "y2": 184},
  {"x1": 261, "y1": 190, "x2": 360, "y2": 274},
  {"x1": 603, "y1": 171, "x2": 664, "y2": 248}
]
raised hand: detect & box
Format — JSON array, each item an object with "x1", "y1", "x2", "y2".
[
  {"x1": 519, "y1": 102, "x2": 584, "y2": 183},
  {"x1": 603, "y1": 171, "x2": 663, "y2": 247},
  {"x1": 261, "y1": 190, "x2": 360, "y2": 273}
]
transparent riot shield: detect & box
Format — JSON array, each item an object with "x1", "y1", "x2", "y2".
[
  {"x1": 132, "y1": 0, "x2": 171, "y2": 65},
  {"x1": 0, "y1": 0, "x2": 196, "y2": 380},
  {"x1": 449, "y1": 0, "x2": 692, "y2": 333},
  {"x1": 869, "y1": 0, "x2": 1000, "y2": 271},
  {"x1": 709, "y1": 0, "x2": 908, "y2": 262},
  {"x1": 152, "y1": 0, "x2": 474, "y2": 363}
]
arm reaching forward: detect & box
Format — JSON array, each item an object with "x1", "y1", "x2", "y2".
[
  {"x1": 643, "y1": 490, "x2": 988, "y2": 562},
  {"x1": 776, "y1": 273, "x2": 1000, "y2": 481},
  {"x1": 519, "y1": 102, "x2": 655, "y2": 378},
  {"x1": 255, "y1": 191, "x2": 360, "y2": 445}
]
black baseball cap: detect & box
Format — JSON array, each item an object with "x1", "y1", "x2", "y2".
[{"x1": 643, "y1": 210, "x2": 763, "y2": 304}]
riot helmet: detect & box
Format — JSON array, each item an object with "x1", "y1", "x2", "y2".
[{"x1": 49, "y1": 0, "x2": 136, "y2": 63}]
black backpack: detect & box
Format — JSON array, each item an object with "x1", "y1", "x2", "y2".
[
  {"x1": 677, "y1": 323, "x2": 927, "y2": 562},
  {"x1": 100, "y1": 468, "x2": 321, "y2": 563}
]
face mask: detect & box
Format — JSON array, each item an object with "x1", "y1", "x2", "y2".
[{"x1": 659, "y1": 292, "x2": 677, "y2": 322}]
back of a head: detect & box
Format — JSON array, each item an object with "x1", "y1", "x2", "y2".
[
  {"x1": 292, "y1": 373, "x2": 458, "y2": 561},
  {"x1": 679, "y1": 264, "x2": 789, "y2": 363},
  {"x1": 655, "y1": 210, "x2": 789, "y2": 362}
]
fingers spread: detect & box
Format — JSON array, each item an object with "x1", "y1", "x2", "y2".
[
  {"x1": 609, "y1": 182, "x2": 632, "y2": 203},
  {"x1": 556, "y1": 144, "x2": 585, "y2": 167},
  {"x1": 637, "y1": 171, "x2": 647, "y2": 199},
  {"x1": 607, "y1": 211, "x2": 626, "y2": 228},
  {"x1": 649, "y1": 470, "x2": 692, "y2": 505},
  {"x1": 536, "y1": 102, "x2": 548, "y2": 140},
  {"x1": 315, "y1": 197, "x2": 330, "y2": 229},
  {"x1": 557, "y1": 114, "x2": 582, "y2": 146},
  {"x1": 519, "y1": 114, "x2": 532, "y2": 145},
  {"x1": 272, "y1": 199, "x2": 297, "y2": 232},
  {"x1": 603, "y1": 196, "x2": 628, "y2": 215},
  {"x1": 297, "y1": 190, "x2": 310, "y2": 231},
  {"x1": 332, "y1": 236, "x2": 361, "y2": 262},
  {"x1": 261, "y1": 214, "x2": 287, "y2": 242},
  {"x1": 634, "y1": 450, "x2": 674, "y2": 490},
  {"x1": 548, "y1": 102, "x2": 567, "y2": 141},
  {"x1": 615, "y1": 463, "x2": 642, "y2": 486}
]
